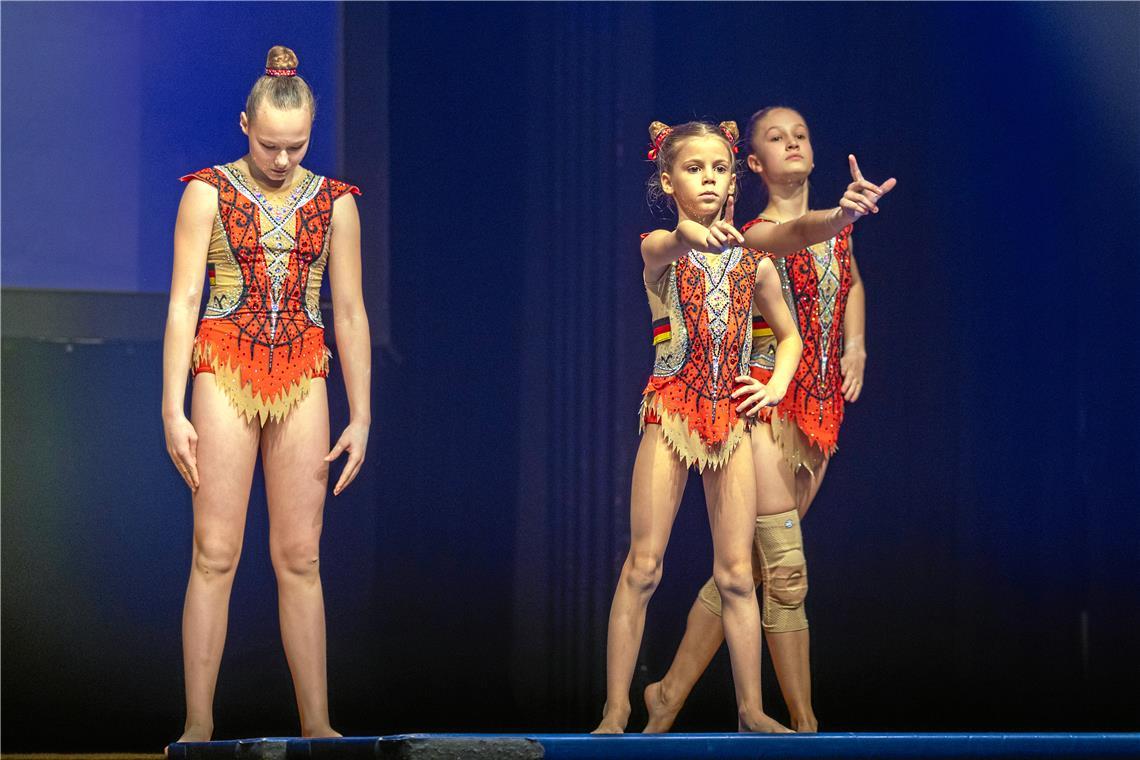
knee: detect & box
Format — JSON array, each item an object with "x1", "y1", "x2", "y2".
[
  {"x1": 713, "y1": 561, "x2": 756, "y2": 602},
  {"x1": 622, "y1": 552, "x2": 664, "y2": 595},
  {"x1": 193, "y1": 536, "x2": 241, "y2": 578},
  {"x1": 271, "y1": 538, "x2": 321, "y2": 579},
  {"x1": 768, "y1": 548, "x2": 808, "y2": 606}
]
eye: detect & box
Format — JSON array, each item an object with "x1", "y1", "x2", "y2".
[
  {"x1": 715, "y1": 165, "x2": 728, "y2": 174},
  {"x1": 686, "y1": 165, "x2": 701, "y2": 173},
  {"x1": 770, "y1": 135, "x2": 781, "y2": 142}
]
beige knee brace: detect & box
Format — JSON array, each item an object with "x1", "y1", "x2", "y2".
[
  {"x1": 755, "y1": 508, "x2": 808, "y2": 632},
  {"x1": 697, "y1": 530, "x2": 765, "y2": 617}
]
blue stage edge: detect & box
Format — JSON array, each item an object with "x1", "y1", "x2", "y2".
[{"x1": 167, "y1": 732, "x2": 1140, "y2": 759}]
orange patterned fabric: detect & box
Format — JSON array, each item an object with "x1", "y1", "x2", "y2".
[
  {"x1": 181, "y1": 165, "x2": 360, "y2": 425},
  {"x1": 642, "y1": 246, "x2": 759, "y2": 471},
  {"x1": 743, "y1": 218, "x2": 853, "y2": 454}
]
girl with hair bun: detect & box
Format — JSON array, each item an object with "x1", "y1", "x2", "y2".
[
  {"x1": 163, "y1": 45, "x2": 368, "y2": 741},
  {"x1": 643, "y1": 107, "x2": 893, "y2": 734},
  {"x1": 595, "y1": 119, "x2": 893, "y2": 734}
]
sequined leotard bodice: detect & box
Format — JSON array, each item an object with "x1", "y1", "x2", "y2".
[
  {"x1": 641, "y1": 244, "x2": 760, "y2": 471},
  {"x1": 745, "y1": 216, "x2": 853, "y2": 454},
  {"x1": 181, "y1": 164, "x2": 361, "y2": 425}
]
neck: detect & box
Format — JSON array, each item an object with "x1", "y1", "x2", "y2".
[
  {"x1": 761, "y1": 176, "x2": 809, "y2": 222},
  {"x1": 240, "y1": 156, "x2": 295, "y2": 191},
  {"x1": 677, "y1": 205, "x2": 719, "y2": 228}
]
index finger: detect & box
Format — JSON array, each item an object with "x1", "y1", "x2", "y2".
[
  {"x1": 848, "y1": 154, "x2": 864, "y2": 182},
  {"x1": 724, "y1": 194, "x2": 735, "y2": 227}
]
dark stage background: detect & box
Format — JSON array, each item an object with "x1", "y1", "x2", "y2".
[{"x1": 2, "y1": 2, "x2": 1138, "y2": 751}]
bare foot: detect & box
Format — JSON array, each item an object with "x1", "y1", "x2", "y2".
[
  {"x1": 591, "y1": 703, "x2": 631, "y2": 734},
  {"x1": 176, "y1": 726, "x2": 212, "y2": 743},
  {"x1": 738, "y1": 711, "x2": 794, "y2": 733},
  {"x1": 791, "y1": 714, "x2": 818, "y2": 733},
  {"x1": 643, "y1": 681, "x2": 683, "y2": 733},
  {"x1": 304, "y1": 726, "x2": 343, "y2": 739}
]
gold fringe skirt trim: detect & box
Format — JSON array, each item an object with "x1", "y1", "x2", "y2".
[
  {"x1": 759, "y1": 409, "x2": 833, "y2": 478},
  {"x1": 639, "y1": 393, "x2": 748, "y2": 473},
  {"x1": 192, "y1": 339, "x2": 330, "y2": 427}
]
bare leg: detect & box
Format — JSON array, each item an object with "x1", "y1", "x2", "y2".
[
  {"x1": 644, "y1": 423, "x2": 797, "y2": 732},
  {"x1": 643, "y1": 595, "x2": 724, "y2": 732},
  {"x1": 703, "y1": 438, "x2": 790, "y2": 733},
  {"x1": 262, "y1": 379, "x2": 340, "y2": 738},
  {"x1": 763, "y1": 446, "x2": 829, "y2": 732},
  {"x1": 594, "y1": 427, "x2": 688, "y2": 733},
  {"x1": 180, "y1": 375, "x2": 260, "y2": 742}
]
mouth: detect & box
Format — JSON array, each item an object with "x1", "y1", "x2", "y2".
[
  {"x1": 698, "y1": 191, "x2": 720, "y2": 200},
  {"x1": 785, "y1": 154, "x2": 804, "y2": 161}
]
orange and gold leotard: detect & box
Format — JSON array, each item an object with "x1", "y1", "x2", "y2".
[
  {"x1": 181, "y1": 164, "x2": 361, "y2": 425},
  {"x1": 745, "y1": 216, "x2": 853, "y2": 472},
  {"x1": 641, "y1": 244, "x2": 760, "y2": 471}
]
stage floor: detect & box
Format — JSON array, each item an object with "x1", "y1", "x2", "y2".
[{"x1": 167, "y1": 732, "x2": 1140, "y2": 759}]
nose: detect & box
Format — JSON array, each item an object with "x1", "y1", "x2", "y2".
[
  {"x1": 275, "y1": 150, "x2": 289, "y2": 168},
  {"x1": 786, "y1": 135, "x2": 800, "y2": 151}
]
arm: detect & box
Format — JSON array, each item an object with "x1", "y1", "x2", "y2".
[
  {"x1": 733, "y1": 258, "x2": 803, "y2": 415},
  {"x1": 162, "y1": 180, "x2": 216, "y2": 491},
  {"x1": 324, "y1": 193, "x2": 372, "y2": 495},
  {"x1": 742, "y1": 154, "x2": 897, "y2": 256},
  {"x1": 642, "y1": 196, "x2": 744, "y2": 283},
  {"x1": 840, "y1": 240, "x2": 867, "y2": 402}
]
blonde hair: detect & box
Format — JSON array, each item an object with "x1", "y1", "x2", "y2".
[
  {"x1": 646, "y1": 120, "x2": 739, "y2": 213},
  {"x1": 245, "y1": 46, "x2": 316, "y2": 122}
]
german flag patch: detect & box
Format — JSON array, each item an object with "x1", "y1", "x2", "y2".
[
  {"x1": 651, "y1": 317, "x2": 672, "y2": 346},
  {"x1": 752, "y1": 315, "x2": 773, "y2": 339},
  {"x1": 207, "y1": 263, "x2": 217, "y2": 286}
]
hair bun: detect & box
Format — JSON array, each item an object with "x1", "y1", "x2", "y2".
[
  {"x1": 648, "y1": 120, "x2": 672, "y2": 142},
  {"x1": 265, "y1": 45, "x2": 299, "y2": 71},
  {"x1": 718, "y1": 121, "x2": 740, "y2": 142}
]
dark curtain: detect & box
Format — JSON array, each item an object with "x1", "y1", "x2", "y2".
[{"x1": 511, "y1": 4, "x2": 654, "y2": 727}]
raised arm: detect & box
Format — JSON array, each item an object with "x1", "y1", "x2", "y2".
[
  {"x1": 742, "y1": 155, "x2": 896, "y2": 256},
  {"x1": 324, "y1": 193, "x2": 372, "y2": 495},
  {"x1": 162, "y1": 180, "x2": 216, "y2": 491},
  {"x1": 840, "y1": 240, "x2": 867, "y2": 402},
  {"x1": 641, "y1": 197, "x2": 745, "y2": 282}
]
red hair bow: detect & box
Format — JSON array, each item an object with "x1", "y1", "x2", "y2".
[
  {"x1": 721, "y1": 126, "x2": 739, "y2": 153},
  {"x1": 647, "y1": 127, "x2": 674, "y2": 160},
  {"x1": 265, "y1": 67, "x2": 298, "y2": 78}
]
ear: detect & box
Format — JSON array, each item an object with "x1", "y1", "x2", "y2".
[
  {"x1": 746, "y1": 152, "x2": 764, "y2": 176},
  {"x1": 728, "y1": 174, "x2": 737, "y2": 195},
  {"x1": 240, "y1": 112, "x2": 250, "y2": 136},
  {"x1": 660, "y1": 171, "x2": 675, "y2": 196}
]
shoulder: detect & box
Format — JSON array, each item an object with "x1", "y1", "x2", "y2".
[
  {"x1": 179, "y1": 166, "x2": 222, "y2": 187},
  {"x1": 755, "y1": 255, "x2": 778, "y2": 280},
  {"x1": 740, "y1": 217, "x2": 776, "y2": 233},
  {"x1": 324, "y1": 176, "x2": 362, "y2": 200}
]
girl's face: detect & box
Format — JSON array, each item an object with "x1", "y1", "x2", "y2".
[
  {"x1": 661, "y1": 135, "x2": 736, "y2": 223},
  {"x1": 240, "y1": 104, "x2": 312, "y2": 185},
  {"x1": 746, "y1": 108, "x2": 813, "y2": 186}
]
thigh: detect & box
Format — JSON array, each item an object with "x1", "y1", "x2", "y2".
[
  {"x1": 261, "y1": 380, "x2": 331, "y2": 544},
  {"x1": 190, "y1": 373, "x2": 260, "y2": 539},
  {"x1": 628, "y1": 426, "x2": 689, "y2": 557},
  {"x1": 796, "y1": 456, "x2": 830, "y2": 518},
  {"x1": 702, "y1": 436, "x2": 758, "y2": 564},
  {"x1": 750, "y1": 422, "x2": 797, "y2": 517}
]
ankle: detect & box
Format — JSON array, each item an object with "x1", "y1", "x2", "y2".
[
  {"x1": 656, "y1": 677, "x2": 686, "y2": 709},
  {"x1": 179, "y1": 721, "x2": 213, "y2": 742}
]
